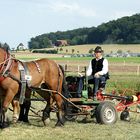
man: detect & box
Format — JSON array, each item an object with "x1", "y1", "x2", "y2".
[{"x1": 86, "y1": 46, "x2": 109, "y2": 100}]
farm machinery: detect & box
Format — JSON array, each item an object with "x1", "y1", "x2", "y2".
[
  {"x1": 26, "y1": 69, "x2": 140, "y2": 125},
  {"x1": 63, "y1": 72, "x2": 140, "y2": 125}
]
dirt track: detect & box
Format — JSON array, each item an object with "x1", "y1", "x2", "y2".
[{"x1": 55, "y1": 60, "x2": 139, "y2": 75}]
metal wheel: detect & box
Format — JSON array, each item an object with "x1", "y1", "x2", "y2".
[{"x1": 95, "y1": 101, "x2": 118, "y2": 124}]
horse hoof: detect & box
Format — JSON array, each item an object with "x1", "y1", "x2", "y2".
[
  {"x1": 18, "y1": 118, "x2": 29, "y2": 123},
  {"x1": 43, "y1": 118, "x2": 50, "y2": 126},
  {"x1": 22, "y1": 117, "x2": 29, "y2": 123},
  {"x1": 18, "y1": 117, "x2": 23, "y2": 122},
  {"x1": 23, "y1": 119, "x2": 29, "y2": 123},
  {"x1": 13, "y1": 118, "x2": 18, "y2": 123},
  {"x1": 0, "y1": 122, "x2": 10, "y2": 129},
  {"x1": 55, "y1": 121, "x2": 64, "y2": 127}
]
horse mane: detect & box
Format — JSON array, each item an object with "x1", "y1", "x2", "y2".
[{"x1": 0, "y1": 42, "x2": 10, "y2": 52}]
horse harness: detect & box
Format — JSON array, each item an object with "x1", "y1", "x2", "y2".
[
  {"x1": 17, "y1": 61, "x2": 41, "y2": 104},
  {"x1": 0, "y1": 54, "x2": 41, "y2": 104},
  {"x1": 0, "y1": 51, "x2": 63, "y2": 104}
]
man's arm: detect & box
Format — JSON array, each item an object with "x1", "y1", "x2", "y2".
[
  {"x1": 98, "y1": 59, "x2": 108, "y2": 75},
  {"x1": 86, "y1": 61, "x2": 92, "y2": 76}
]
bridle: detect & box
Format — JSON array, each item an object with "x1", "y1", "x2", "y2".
[
  {"x1": 0, "y1": 48, "x2": 14, "y2": 78},
  {"x1": 0, "y1": 48, "x2": 24, "y2": 87}
]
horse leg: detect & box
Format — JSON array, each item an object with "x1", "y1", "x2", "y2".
[
  {"x1": 18, "y1": 100, "x2": 31, "y2": 123},
  {"x1": 18, "y1": 103, "x2": 25, "y2": 122},
  {"x1": 42, "y1": 96, "x2": 51, "y2": 126},
  {"x1": 0, "y1": 107, "x2": 7, "y2": 128},
  {"x1": 0, "y1": 90, "x2": 16, "y2": 128},
  {"x1": 55, "y1": 94, "x2": 65, "y2": 126},
  {"x1": 23, "y1": 100, "x2": 31, "y2": 122},
  {"x1": 18, "y1": 89, "x2": 31, "y2": 123},
  {"x1": 0, "y1": 99, "x2": 6, "y2": 128},
  {"x1": 11, "y1": 100, "x2": 20, "y2": 123}
]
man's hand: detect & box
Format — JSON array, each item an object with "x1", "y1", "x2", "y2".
[
  {"x1": 78, "y1": 72, "x2": 83, "y2": 77},
  {"x1": 94, "y1": 72, "x2": 100, "y2": 78}
]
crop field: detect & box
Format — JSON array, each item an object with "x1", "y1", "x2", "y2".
[
  {"x1": 37, "y1": 44, "x2": 140, "y2": 54},
  {"x1": 1, "y1": 45, "x2": 140, "y2": 140}
]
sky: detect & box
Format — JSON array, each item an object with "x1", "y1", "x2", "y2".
[{"x1": 0, "y1": 0, "x2": 140, "y2": 49}]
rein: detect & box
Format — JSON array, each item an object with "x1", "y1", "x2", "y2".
[
  {"x1": 0, "y1": 58, "x2": 11, "y2": 65},
  {"x1": 0, "y1": 49, "x2": 15, "y2": 82}
]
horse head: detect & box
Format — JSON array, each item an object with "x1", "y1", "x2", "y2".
[
  {"x1": 0, "y1": 43, "x2": 10, "y2": 63},
  {"x1": 0, "y1": 43, "x2": 12, "y2": 77}
]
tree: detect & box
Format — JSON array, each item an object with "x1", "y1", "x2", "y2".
[
  {"x1": 60, "y1": 47, "x2": 63, "y2": 52},
  {"x1": 72, "y1": 49, "x2": 75, "y2": 54},
  {"x1": 89, "y1": 48, "x2": 94, "y2": 54},
  {"x1": 66, "y1": 49, "x2": 68, "y2": 53},
  {"x1": 28, "y1": 14, "x2": 140, "y2": 49}
]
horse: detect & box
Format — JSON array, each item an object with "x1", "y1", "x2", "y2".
[
  {"x1": 0, "y1": 44, "x2": 68, "y2": 128},
  {"x1": 18, "y1": 64, "x2": 69, "y2": 125}
]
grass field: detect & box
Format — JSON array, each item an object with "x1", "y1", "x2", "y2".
[{"x1": 1, "y1": 45, "x2": 140, "y2": 140}]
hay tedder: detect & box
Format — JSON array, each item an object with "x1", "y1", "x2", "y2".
[{"x1": 63, "y1": 72, "x2": 140, "y2": 125}]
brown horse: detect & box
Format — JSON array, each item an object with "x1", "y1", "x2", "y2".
[{"x1": 0, "y1": 44, "x2": 67, "y2": 128}]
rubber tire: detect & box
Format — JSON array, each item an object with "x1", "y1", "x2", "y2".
[
  {"x1": 120, "y1": 110, "x2": 130, "y2": 121},
  {"x1": 95, "y1": 101, "x2": 118, "y2": 125}
]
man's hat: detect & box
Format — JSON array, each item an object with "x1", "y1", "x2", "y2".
[{"x1": 94, "y1": 46, "x2": 103, "y2": 53}]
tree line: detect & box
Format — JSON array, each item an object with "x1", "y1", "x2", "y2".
[{"x1": 28, "y1": 13, "x2": 140, "y2": 49}]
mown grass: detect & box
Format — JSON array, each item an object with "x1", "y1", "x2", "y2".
[
  {"x1": 1, "y1": 97, "x2": 140, "y2": 140},
  {"x1": 0, "y1": 109, "x2": 140, "y2": 140},
  {"x1": 1, "y1": 49, "x2": 139, "y2": 139},
  {"x1": 0, "y1": 75, "x2": 140, "y2": 140}
]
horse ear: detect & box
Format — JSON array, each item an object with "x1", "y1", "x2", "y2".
[
  {"x1": 0, "y1": 42, "x2": 2, "y2": 48},
  {"x1": 3, "y1": 43, "x2": 10, "y2": 52}
]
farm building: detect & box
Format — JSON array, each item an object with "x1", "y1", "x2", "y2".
[
  {"x1": 17, "y1": 43, "x2": 27, "y2": 50},
  {"x1": 55, "y1": 40, "x2": 68, "y2": 47}
]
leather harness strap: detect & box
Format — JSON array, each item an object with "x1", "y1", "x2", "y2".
[
  {"x1": 32, "y1": 61, "x2": 41, "y2": 73},
  {"x1": 18, "y1": 63, "x2": 27, "y2": 104},
  {"x1": 18, "y1": 60, "x2": 41, "y2": 104},
  {"x1": 22, "y1": 62, "x2": 32, "y2": 87}
]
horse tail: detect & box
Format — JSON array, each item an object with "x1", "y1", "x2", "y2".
[
  {"x1": 59, "y1": 64, "x2": 69, "y2": 98},
  {"x1": 59, "y1": 65, "x2": 69, "y2": 116}
]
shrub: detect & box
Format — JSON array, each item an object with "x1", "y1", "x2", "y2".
[{"x1": 32, "y1": 49, "x2": 58, "y2": 54}]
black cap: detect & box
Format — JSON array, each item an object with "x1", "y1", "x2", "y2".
[{"x1": 94, "y1": 46, "x2": 103, "y2": 53}]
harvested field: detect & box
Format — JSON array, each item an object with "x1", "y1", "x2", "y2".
[{"x1": 37, "y1": 44, "x2": 140, "y2": 54}]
